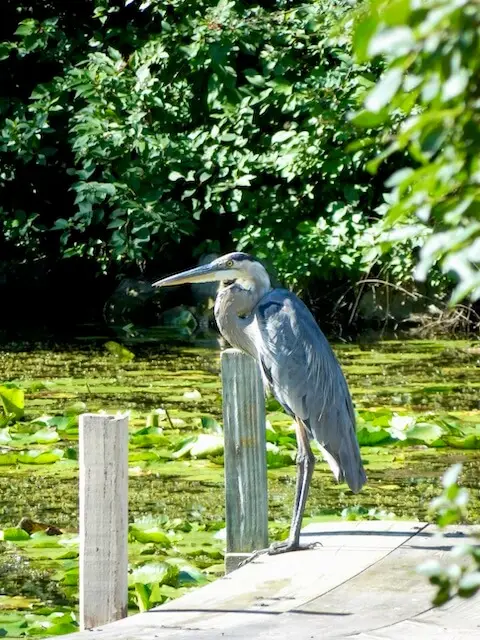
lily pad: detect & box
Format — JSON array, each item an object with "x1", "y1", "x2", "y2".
[
  {"x1": 129, "y1": 562, "x2": 180, "y2": 611},
  {"x1": 0, "y1": 527, "x2": 30, "y2": 541},
  {"x1": 0, "y1": 428, "x2": 12, "y2": 445},
  {"x1": 104, "y1": 341, "x2": 135, "y2": 362},
  {"x1": 445, "y1": 434, "x2": 480, "y2": 449},
  {"x1": 357, "y1": 425, "x2": 391, "y2": 446},
  {"x1": 0, "y1": 452, "x2": 17, "y2": 465},
  {"x1": 0, "y1": 386, "x2": 24, "y2": 420},
  {"x1": 405, "y1": 422, "x2": 445, "y2": 446},
  {"x1": 129, "y1": 525, "x2": 172, "y2": 546},
  {"x1": 183, "y1": 390, "x2": 202, "y2": 401},
  {"x1": 173, "y1": 434, "x2": 224, "y2": 459},
  {"x1": 196, "y1": 416, "x2": 222, "y2": 433},
  {"x1": 17, "y1": 449, "x2": 63, "y2": 464},
  {"x1": 64, "y1": 402, "x2": 87, "y2": 416},
  {"x1": 29, "y1": 429, "x2": 61, "y2": 445},
  {"x1": 131, "y1": 427, "x2": 170, "y2": 448},
  {"x1": 266, "y1": 445, "x2": 295, "y2": 468}
]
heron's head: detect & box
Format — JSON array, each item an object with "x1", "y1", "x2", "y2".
[{"x1": 153, "y1": 252, "x2": 270, "y2": 292}]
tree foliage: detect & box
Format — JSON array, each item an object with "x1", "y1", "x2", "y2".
[
  {"x1": 1, "y1": 0, "x2": 478, "y2": 322},
  {"x1": 0, "y1": 0, "x2": 386, "y2": 291},
  {"x1": 418, "y1": 463, "x2": 480, "y2": 606},
  {"x1": 355, "y1": 0, "x2": 480, "y2": 303}
]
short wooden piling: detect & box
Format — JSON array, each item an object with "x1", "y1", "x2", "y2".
[
  {"x1": 221, "y1": 349, "x2": 268, "y2": 572},
  {"x1": 79, "y1": 413, "x2": 129, "y2": 630}
]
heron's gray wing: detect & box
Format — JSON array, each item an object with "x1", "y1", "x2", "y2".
[{"x1": 252, "y1": 289, "x2": 366, "y2": 493}]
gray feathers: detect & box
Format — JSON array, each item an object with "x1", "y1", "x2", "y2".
[{"x1": 248, "y1": 289, "x2": 366, "y2": 494}]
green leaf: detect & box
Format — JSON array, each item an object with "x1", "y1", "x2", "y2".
[
  {"x1": 341, "y1": 505, "x2": 369, "y2": 521},
  {"x1": 0, "y1": 386, "x2": 24, "y2": 420},
  {"x1": 168, "y1": 171, "x2": 184, "y2": 182},
  {"x1": 29, "y1": 429, "x2": 61, "y2": 444},
  {"x1": 60, "y1": 567, "x2": 79, "y2": 586},
  {"x1": 64, "y1": 402, "x2": 87, "y2": 416},
  {"x1": 442, "y1": 463, "x2": 462, "y2": 488},
  {"x1": 0, "y1": 44, "x2": 11, "y2": 61},
  {"x1": 356, "y1": 425, "x2": 391, "y2": 446},
  {"x1": 104, "y1": 341, "x2": 135, "y2": 362},
  {"x1": 353, "y1": 16, "x2": 379, "y2": 63},
  {"x1": 131, "y1": 427, "x2": 170, "y2": 448},
  {"x1": 266, "y1": 448, "x2": 295, "y2": 468},
  {"x1": 235, "y1": 174, "x2": 256, "y2": 187},
  {"x1": 417, "y1": 559, "x2": 442, "y2": 578},
  {"x1": 133, "y1": 583, "x2": 151, "y2": 612},
  {"x1": 129, "y1": 562, "x2": 179, "y2": 588},
  {"x1": 0, "y1": 428, "x2": 11, "y2": 445},
  {"x1": 350, "y1": 109, "x2": 390, "y2": 128},
  {"x1": 52, "y1": 218, "x2": 69, "y2": 230},
  {"x1": 199, "y1": 416, "x2": 222, "y2": 434},
  {"x1": 365, "y1": 68, "x2": 403, "y2": 113},
  {"x1": 136, "y1": 64, "x2": 151, "y2": 84},
  {"x1": 177, "y1": 564, "x2": 208, "y2": 586},
  {"x1": 129, "y1": 525, "x2": 172, "y2": 546},
  {"x1": 271, "y1": 130, "x2": 296, "y2": 144},
  {"x1": 442, "y1": 70, "x2": 469, "y2": 102},
  {"x1": 0, "y1": 452, "x2": 17, "y2": 465},
  {"x1": 172, "y1": 434, "x2": 224, "y2": 459},
  {"x1": 458, "y1": 572, "x2": 480, "y2": 593},
  {"x1": 1, "y1": 527, "x2": 30, "y2": 541},
  {"x1": 368, "y1": 27, "x2": 415, "y2": 57},
  {"x1": 15, "y1": 19, "x2": 37, "y2": 37},
  {"x1": 183, "y1": 389, "x2": 202, "y2": 401},
  {"x1": 405, "y1": 423, "x2": 444, "y2": 446},
  {"x1": 17, "y1": 449, "x2": 63, "y2": 464}
]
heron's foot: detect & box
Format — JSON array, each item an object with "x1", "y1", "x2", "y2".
[
  {"x1": 268, "y1": 539, "x2": 322, "y2": 555},
  {"x1": 268, "y1": 539, "x2": 301, "y2": 555}
]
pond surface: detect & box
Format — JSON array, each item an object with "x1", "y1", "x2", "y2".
[
  {"x1": 0, "y1": 337, "x2": 479, "y2": 636},
  {"x1": 1, "y1": 338, "x2": 479, "y2": 525}
]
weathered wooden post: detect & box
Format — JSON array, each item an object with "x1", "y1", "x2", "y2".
[
  {"x1": 79, "y1": 413, "x2": 129, "y2": 630},
  {"x1": 221, "y1": 348, "x2": 269, "y2": 573}
]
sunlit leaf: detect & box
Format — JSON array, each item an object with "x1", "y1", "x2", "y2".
[
  {"x1": 129, "y1": 562, "x2": 179, "y2": 588},
  {"x1": 1, "y1": 527, "x2": 30, "y2": 541},
  {"x1": 0, "y1": 452, "x2": 17, "y2": 465},
  {"x1": 183, "y1": 390, "x2": 202, "y2": 401},
  {"x1": 129, "y1": 525, "x2": 172, "y2": 546},
  {"x1": 365, "y1": 68, "x2": 403, "y2": 113},
  {"x1": 104, "y1": 341, "x2": 135, "y2": 362},
  {"x1": 29, "y1": 429, "x2": 61, "y2": 445},
  {"x1": 405, "y1": 423, "x2": 444, "y2": 446},
  {"x1": 17, "y1": 449, "x2": 63, "y2": 464},
  {"x1": 172, "y1": 434, "x2": 224, "y2": 459},
  {"x1": 0, "y1": 387, "x2": 24, "y2": 420},
  {"x1": 357, "y1": 425, "x2": 391, "y2": 446},
  {"x1": 64, "y1": 402, "x2": 87, "y2": 416}
]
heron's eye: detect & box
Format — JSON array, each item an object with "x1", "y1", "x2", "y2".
[{"x1": 226, "y1": 259, "x2": 234, "y2": 268}]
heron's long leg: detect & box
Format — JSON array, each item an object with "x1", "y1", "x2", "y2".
[{"x1": 268, "y1": 418, "x2": 315, "y2": 555}]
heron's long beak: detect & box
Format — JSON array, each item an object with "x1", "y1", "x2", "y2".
[{"x1": 153, "y1": 263, "x2": 236, "y2": 287}]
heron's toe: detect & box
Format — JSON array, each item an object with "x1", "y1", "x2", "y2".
[
  {"x1": 267, "y1": 539, "x2": 301, "y2": 555},
  {"x1": 268, "y1": 539, "x2": 322, "y2": 555}
]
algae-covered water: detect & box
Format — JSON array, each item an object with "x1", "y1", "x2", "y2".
[
  {"x1": 0, "y1": 337, "x2": 479, "y2": 636},
  {"x1": 2, "y1": 338, "x2": 479, "y2": 525}
]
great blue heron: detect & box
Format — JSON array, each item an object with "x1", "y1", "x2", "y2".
[{"x1": 153, "y1": 252, "x2": 366, "y2": 554}]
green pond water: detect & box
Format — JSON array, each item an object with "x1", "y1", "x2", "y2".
[{"x1": 0, "y1": 337, "x2": 479, "y2": 636}]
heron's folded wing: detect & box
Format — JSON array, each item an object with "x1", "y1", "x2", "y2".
[
  {"x1": 253, "y1": 290, "x2": 347, "y2": 424},
  {"x1": 252, "y1": 289, "x2": 365, "y2": 492}
]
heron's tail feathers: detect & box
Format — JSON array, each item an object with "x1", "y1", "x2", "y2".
[{"x1": 318, "y1": 425, "x2": 366, "y2": 494}]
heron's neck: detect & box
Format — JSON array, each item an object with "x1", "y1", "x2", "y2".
[{"x1": 214, "y1": 278, "x2": 269, "y2": 356}]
